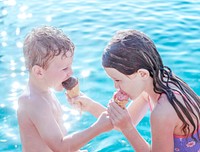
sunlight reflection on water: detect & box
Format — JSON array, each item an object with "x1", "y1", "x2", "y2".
[{"x1": 0, "y1": 0, "x2": 199, "y2": 151}]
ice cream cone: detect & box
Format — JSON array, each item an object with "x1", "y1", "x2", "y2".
[
  {"x1": 113, "y1": 90, "x2": 129, "y2": 109},
  {"x1": 114, "y1": 99, "x2": 128, "y2": 109},
  {"x1": 62, "y1": 77, "x2": 80, "y2": 98},
  {"x1": 62, "y1": 77, "x2": 82, "y2": 115},
  {"x1": 66, "y1": 82, "x2": 80, "y2": 98}
]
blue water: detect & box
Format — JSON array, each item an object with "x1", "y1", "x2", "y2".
[{"x1": 0, "y1": 0, "x2": 200, "y2": 151}]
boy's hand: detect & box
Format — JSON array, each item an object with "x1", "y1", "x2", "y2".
[{"x1": 93, "y1": 112, "x2": 113, "y2": 132}]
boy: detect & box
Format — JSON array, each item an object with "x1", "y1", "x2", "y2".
[{"x1": 17, "y1": 26, "x2": 112, "y2": 152}]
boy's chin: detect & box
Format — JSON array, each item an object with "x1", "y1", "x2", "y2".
[
  {"x1": 55, "y1": 89, "x2": 63, "y2": 92},
  {"x1": 54, "y1": 85, "x2": 64, "y2": 92}
]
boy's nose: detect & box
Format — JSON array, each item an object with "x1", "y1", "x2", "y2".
[{"x1": 67, "y1": 68, "x2": 73, "y2": 77}]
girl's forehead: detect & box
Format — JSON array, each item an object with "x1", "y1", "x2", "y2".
[{"x1": 104, "y1": 67, "x2": 124, "y2": 78}]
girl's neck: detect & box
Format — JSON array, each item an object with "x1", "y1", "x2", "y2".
[
  {"x1": 145, "y1": 77, "x2": 161, "y2": 103},
  {"x1": 149, "y1": 92, "x2": 161, "y2": 103}
]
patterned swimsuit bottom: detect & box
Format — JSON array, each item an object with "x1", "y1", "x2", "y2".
[{"x1": 174, "y1": 128, "x2": 200, "y2": 152}]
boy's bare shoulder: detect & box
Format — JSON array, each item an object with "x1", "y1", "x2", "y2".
[
  {"x1": 18, "y1": 91, "x2": 30, "y2": 104},
  {"x1": 18, "y1": 90, "x2": 30, "y2": 107},
  {"x1": 18, "y1": 90, "x2": 36, "y2": 106},
  {"x1": 18, "y1": 90, "x2": 48, "y2": 113}
]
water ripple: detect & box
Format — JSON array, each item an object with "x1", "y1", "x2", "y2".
[{"x1": 0, "y1": 0, "x2": 200, "y2": 151}]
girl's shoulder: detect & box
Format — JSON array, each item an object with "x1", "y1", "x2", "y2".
[{"x1": 152, "y1": 94, "x2": 179, "y2": 122}]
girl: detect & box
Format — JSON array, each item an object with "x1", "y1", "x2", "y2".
[
  {"x1": 103, "y1": 29, "x2": 200, "y2": 152},
  {"x1": 70, "y1": 29, "x2": 200, "y2": 151}
]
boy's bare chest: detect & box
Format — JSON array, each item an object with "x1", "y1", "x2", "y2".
[{"x1": 44, "y1": 95, "x2": 62, "y2": 121}]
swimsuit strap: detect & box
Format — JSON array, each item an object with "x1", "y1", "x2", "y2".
[{"x1": 148, "y1": 93, "x2": 162, "y2": 111}]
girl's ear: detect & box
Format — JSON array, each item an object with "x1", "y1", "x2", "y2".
[
  {"x1": 31, "y1": 65, "x2": 44, "y2": 78},
  {"x1": 137, "y1": 69, "x2": 150, "y2": 80}
]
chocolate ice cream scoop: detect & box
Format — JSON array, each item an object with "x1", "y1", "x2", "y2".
[
  {"x1": 62, "y1": 77, "x2": 78, "y2": 90},
  {"x1": 62, "y1": 77, "x2": 80, "y2": 98}
]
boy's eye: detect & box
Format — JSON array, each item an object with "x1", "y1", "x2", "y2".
[{"x1": 115, "y1": 80, "x2": 120, "y2": 82}]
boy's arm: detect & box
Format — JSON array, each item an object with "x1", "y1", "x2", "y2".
[
  {"x1": 26, "y1": 97, "x2": 111, "y2": 152},
  {"x1": 68, "y1": 94, "x2": 106, "y2": 118},
  {"x1": 61, "y1": 112, "x2": 112, "y2": 151}
]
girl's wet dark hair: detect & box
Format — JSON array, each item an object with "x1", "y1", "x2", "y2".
[
  {"x1": 102, "y1": 29, "x2": 200, "y2": 141},
  {"x1": 103, "y1": 30, "x2": 163, "y2": 76}
]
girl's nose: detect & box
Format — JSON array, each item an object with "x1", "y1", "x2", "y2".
[{"x1": 114, "y1": 82, "x2": 119, "y2": 89}]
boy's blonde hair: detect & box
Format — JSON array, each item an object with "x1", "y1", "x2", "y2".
[{"x1": 23, "y1": 26, "x2": 75, "y2": 71}]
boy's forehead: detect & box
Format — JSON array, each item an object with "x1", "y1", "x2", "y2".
[
  {"x1": 65, "y1": 51, "x2": 73, "y2": 57},
  {"x1": 50, "y1": 54, "x2": 73, "y2": 65}
]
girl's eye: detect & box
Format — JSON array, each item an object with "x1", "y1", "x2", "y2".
[
  {"x1": 63, "y1": 68, "x2": 68, "y2": 71},
  {"x1": 115, "y1": 80, "x2": 120, "y2": 82}
]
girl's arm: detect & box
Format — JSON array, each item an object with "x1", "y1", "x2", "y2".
[
  {"x1": 109, "y1": 94, "x2": 176, "y2": 152},
  {"x1": 108, "y1": 101, "x2": 150, "y2": 152},
  {"x1": 67, "y1": 93, "x2": 106, "y2": 118},
  {"x1": 127, "y1": 92, "x2": 149, "y2": 126}
]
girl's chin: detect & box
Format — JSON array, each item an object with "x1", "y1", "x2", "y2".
[{"x1": 129, "y1": 95, "x2": 135, "y2": 100}]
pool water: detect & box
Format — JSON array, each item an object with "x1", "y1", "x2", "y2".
[{"x1": 0, "y1": 0, "x2": 199, "y2": 151}]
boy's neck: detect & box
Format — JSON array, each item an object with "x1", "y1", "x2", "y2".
[{"x1": 28, "y1": 74, "x2": 50, "y2": 95}]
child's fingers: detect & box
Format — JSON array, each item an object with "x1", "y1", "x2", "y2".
[
  {"x1": 108, "y1": 102, "x2": 121, "y2": 119},
  {"x1": 109, "y1": 101, "x2": 124, "y2": 114}
]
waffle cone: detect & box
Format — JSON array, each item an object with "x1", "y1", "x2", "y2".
[
  {"x1": 114, "y1": 98, "x2": 128, "y2": 109},
  {"x1": 67, "y1": 83, "x2": 80, "y2": 98}
]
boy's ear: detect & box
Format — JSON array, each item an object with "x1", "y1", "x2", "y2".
[
  {"x1": 137, "y1": 69, "x2": 150, "y2": 80},
  {"x1": 32, "y1": 65, "x2": 44, "y2": 78}
]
